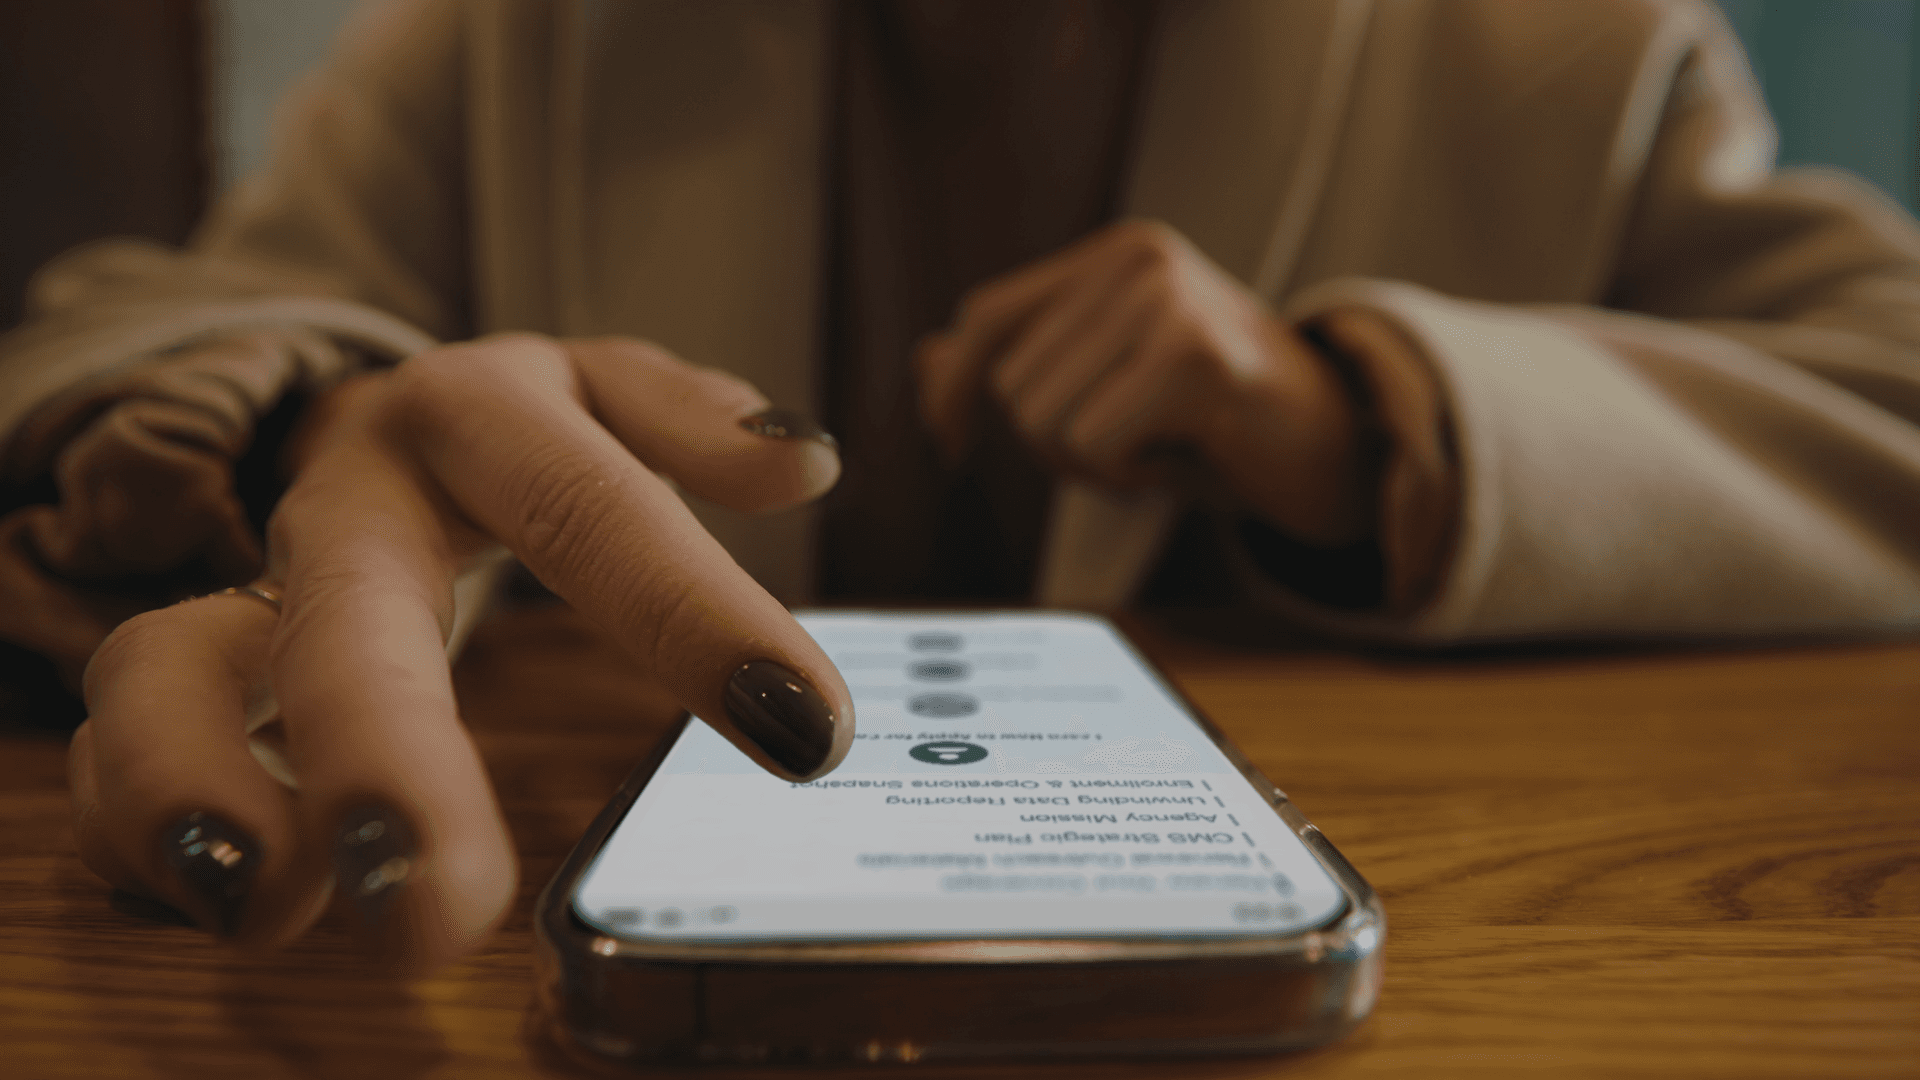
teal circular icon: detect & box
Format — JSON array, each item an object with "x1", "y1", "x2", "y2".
[{"x1": 910, "y1": 740, "x2": 988, "y2": 765}]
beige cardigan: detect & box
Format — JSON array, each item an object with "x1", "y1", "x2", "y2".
[{"x1": 4, "y1": 0, "x2": 1919, "y2": 649}]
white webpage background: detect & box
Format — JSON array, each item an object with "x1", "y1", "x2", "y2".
[{"x1": 575, "y1": 613, "x2": 1344, "y2": 940}]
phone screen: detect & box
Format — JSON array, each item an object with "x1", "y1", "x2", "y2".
[{"x1": 573, "y1": 612, "x2": 1346, "y2": 941}]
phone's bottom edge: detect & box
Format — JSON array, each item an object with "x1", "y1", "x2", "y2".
[
  {"x1": 540, "y1": 1013, "x2": 1372, "y2": 1070},
  {"x1": 531, "y1": 949, "x2": 1382, "y2": 1069}
]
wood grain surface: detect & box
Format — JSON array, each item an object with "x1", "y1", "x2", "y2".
[{"x1": 1, "y1": 604, "x2": 1915, "y2": 1078}]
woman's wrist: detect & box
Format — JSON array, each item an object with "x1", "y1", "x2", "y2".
[
  {"x1": 1195, "y1": 310, "x2": 1383, "y2": 548},
  {"x1": 1194, "y1": 304, "x2": 1460, "y2": 615}
]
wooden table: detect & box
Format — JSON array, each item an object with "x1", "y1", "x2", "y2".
[{"x1": 3, "y1": 605, "x2": 1916, "y2": 1078}]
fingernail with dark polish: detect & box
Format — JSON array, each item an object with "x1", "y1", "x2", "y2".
[
  {"x1": 739, "y1": 408, "x2": 837, "y2": 448},
  {"x1": 334, "y1": 804, "x2": 418, "y2": 932},
  {"x1": 161, "y1": 811, "x2": 262, "y2": 938},
  {"x1": 724, "y1": 660, "x2": 838, "y2": 777}
]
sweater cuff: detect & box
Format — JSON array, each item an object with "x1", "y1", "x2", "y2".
[{"x1": 1220, "y1": 289, "x2": 1461, "y2": 620}]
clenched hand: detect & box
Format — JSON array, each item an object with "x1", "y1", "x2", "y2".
[{"x1": 917, "y1": 219, "x2": 1396, "y2": 548}]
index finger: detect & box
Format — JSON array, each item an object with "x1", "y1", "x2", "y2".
[{"x1": 390, "y1": 336, "x2": 854, "y2": 781}]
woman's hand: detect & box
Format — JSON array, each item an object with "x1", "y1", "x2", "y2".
[
  {"x1": 66, "y1": 333, "x2": 850, "y2": 970},
  {"x1": 916, "y1": 219, "x2": 1390, "y2": 548}
]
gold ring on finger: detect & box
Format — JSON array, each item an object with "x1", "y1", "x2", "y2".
[{"x1": 211, "y1": 583, "x2": 284, "y2": 614}]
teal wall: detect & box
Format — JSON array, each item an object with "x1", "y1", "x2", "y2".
[{"x1": 1719, "y1": 0, "x2": 1919, "y2": 209}]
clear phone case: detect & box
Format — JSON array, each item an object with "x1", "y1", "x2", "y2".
[{"x1": 533, "y1": 616, "x2": 1383, "y2": 1068}]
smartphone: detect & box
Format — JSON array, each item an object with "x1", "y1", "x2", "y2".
[{"x1": 534, "y1": 611, "x2": 1382, "y2": 1067}]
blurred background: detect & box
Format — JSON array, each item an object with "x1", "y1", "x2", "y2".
[{"x1": 2, "y1": 0, "x2": 1917, "y2": 331}]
